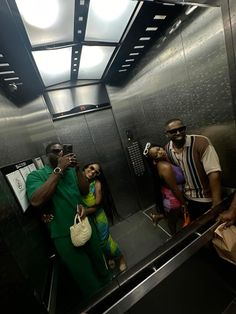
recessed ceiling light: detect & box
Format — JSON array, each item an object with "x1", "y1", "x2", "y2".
[
  {"x1": 80, "y1": 46, "x2": 105, "y2": 68},
  {"x1": 74, "y1": 57, "x2": 78, "y2": 60},
  {"x1": 146, "y1": 27, "x2": 158, "y2": 31},
  {"x1": 75, "y1": 51, "x2": 79, "y2": 54},
  {"x1": 4, "y1": 77, "x2": 20, "y2": 81},
  {"x1": 169, "y1": 20, "x2": 182, "y2": 34},
  {"x1": 129, "y1": 53, "x2": 139, "y2": 56},
  {"x1": 73, "y1": 69, "x2": 77, "y2": 72},
  {"x1": 119, "y1": 69, "x2": 127, "y2": 72},
  {"x1": 80, "y1": 0, "x2": 85, "y2": 5},
  {"x1": 185, "y1": 6, "x2": 197, "y2": 15},
  {"x1": 0, "y1": 63, "x2": 9, "y2": 67},
  {"x1": 154, "y1": 15, "x2": 166, "y2": 20},
  {"x1": 125, "y1": 59, "x2": 134, "y2": 62},
  {"x1": 73, "y1": 64, "x2": 77, "y2": 66},
  {"x1": 77, "y1": 30, "x2": 82, "y2": 34},
  {"x1": 0, "y1": 70, "x2": 15, "y2": 75},
  {"x1": 0, "y1": 54, "x2": 4, "y2": 57},
  {"x1": 78, "y1": 16, "x2": 83, "y2": 21},
  {"x1": 16, "y1": 0, "x2": 60, "y2": 29},
  {"x1": 134, "y1": 45, "x2": 144, "y2": 49},
  {"x1": 122, "y1": 64, "x2": 130, "y2": 67},
  {"x1": 139, "y1": 37, "x2": 151, "y2": 41},
  {"x1": 91, "y1": 0, "x2": 130, "y2": 21},
  {"x1": 32, "y1": 48, "x2": 72, "y2": 86}
]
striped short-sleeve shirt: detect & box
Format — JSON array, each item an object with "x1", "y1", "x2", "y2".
[{"x1": 165, "y1": 135, "x2": 221, "y2": 202}]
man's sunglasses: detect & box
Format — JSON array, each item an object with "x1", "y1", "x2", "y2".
[
  {"x1": 166, "y1": 126, "x2": 186, "y2": 135},
  {"x1": 51, "y1": 148, "x2": 63, "y2": 154},
  {"x1": 89, "y1": 165, "x2": 100, "y2": 176}
]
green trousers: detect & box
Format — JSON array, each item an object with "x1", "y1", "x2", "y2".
[{"x1": 53, "y1": 220, "x2": 111, "y2": 301}]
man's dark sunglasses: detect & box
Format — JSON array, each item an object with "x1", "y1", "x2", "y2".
[
  {"x1": 167, "y1": 126, "x2": 186, "y2": 135},
  {"x1": 51, "y1": 148, "x2": 63, "y2": 154}
]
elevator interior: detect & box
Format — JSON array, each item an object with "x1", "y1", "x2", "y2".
[{"x1": 0, "y1": 0, "x2": 236, "y2": 313}]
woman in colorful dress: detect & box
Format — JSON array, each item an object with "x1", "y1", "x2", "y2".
[
  {"x1": 143, "y1": 143, "x2": 189, "y2": 235},
  {"x1": 81, "y1": 163, "x2": 127, "y2": 272}
]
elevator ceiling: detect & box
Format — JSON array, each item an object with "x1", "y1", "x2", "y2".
[{"x1": 0, "y1": 0, "x2": 192, "y2": 104}]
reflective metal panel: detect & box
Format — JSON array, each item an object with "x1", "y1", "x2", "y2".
[
  {"x1": 0, "y1": 89, "x2": 58, "y2": 309},
  {"x1": 182, "y1": 7, "x2": 233, "y2": 126},
  {"x1": 107, "y1": 7, "x2": 235, "y2": 195},
  {"x1": 54, "y1": 108, "x2": 141, "y2": 217}
]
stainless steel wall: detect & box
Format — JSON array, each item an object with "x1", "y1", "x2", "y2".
[
  {"x1": 54, "y1": 109, "x2": 140, "y2": 217},
  {"x1": 107, "y1": 6, "x2": 236, "y2": 198},
  {"x1": 0, "y1": 2, "x2": 236, "y2": 311},
  {"x1": 230, "y1": 0, "x2": 236, "y2": 61},
  {"x1": 0, "y1": 90, "x2": 58, "y2": 305}
]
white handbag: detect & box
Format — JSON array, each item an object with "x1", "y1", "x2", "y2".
[{"x1": 70, "y1": 213, "x2": 92, "y2": 247}]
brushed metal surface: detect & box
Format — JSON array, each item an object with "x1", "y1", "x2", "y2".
[
  {"x1": 54, "y1": 109, "x2": 141, "y2": 217},
  {"x1": 0, "y1": 91, "x2": 58, "y2": 167},
  {"x1": 182, "y1": 7, "x2": 233, "y2": 126},
  {"x1": 230, "y1": 0, "x2": 236, "y2": 57},
  {"x1": 107, "y1": 6, "x2": 235, "y2": 193},
  {"x1": 0, "y1": 89, "x2": 58, "y2": 306}
]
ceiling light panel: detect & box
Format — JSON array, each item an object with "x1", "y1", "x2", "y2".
[
  {"x1": 146, "y1": 27, "x2": 158, "y2": 31},
  {"x1": 4, "y1": 77, "x2": 20, "y2": 81},
  {"x1": 32, "y1": 47, "x2": 72, "y2": 87},
  {"x1": 154, "y1": 15, "x2": 166, "y2": 20},
  {"x1": 15, "y1": 0, "x2": 75, "y2": 47},
  {"x1": 78, "y1": 45, "x2": 115, "y2": 79},
  {"x1": 85, "y1": 0, "x2": 138, "y2": 42},
  {"x1": 0, "y1": 71, "x2": 15, "y2": 75}
]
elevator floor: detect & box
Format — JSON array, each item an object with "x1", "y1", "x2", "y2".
[{"x1": 56, "y1": 209, "x2": 171, "y2": 314}]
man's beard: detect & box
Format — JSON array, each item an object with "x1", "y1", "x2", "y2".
[{"x1": 172, "y1": 136, "x2": 186, "y2": 148}]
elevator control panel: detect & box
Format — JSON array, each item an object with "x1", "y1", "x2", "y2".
[{"x1": 127, "y1": 141, "x2": 145, "y2": 176}]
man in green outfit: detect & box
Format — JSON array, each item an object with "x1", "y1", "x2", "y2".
[{"x1": 26, "y1": 142, "x2": 111, "y2": 302}]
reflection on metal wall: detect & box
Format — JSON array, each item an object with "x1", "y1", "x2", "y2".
[
  {"x1": 0, "y1": 91, "x2": 58, "y2": 168},
  {"x1": 230, "y1": 0, "x2": 236, "y2": 62},
  {"x1": 0, "y1": 89, "x2": 58, "y2": 307},
  {"x1": 107, "y1": 6, "x2": 235, "y2": 203},
  {"x1": 54, "y1": 109, "x2": 141, "y2": 217},
  {"x1": 45, "y1": 83, "x2": 111, "y2": 119},
  {"x1": 199, "y1": 123, "x2": 236, "y2": 188}
]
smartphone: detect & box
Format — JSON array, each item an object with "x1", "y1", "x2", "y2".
[{"x1": 63, "y1": 144, "x2": 73, "y2": 155}]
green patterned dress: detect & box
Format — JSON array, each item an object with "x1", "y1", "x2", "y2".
[{"x1": 82, "y1": 180, "x2": 122, "y2": 259}]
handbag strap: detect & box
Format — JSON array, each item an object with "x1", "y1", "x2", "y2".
[{"x1": 74, "y1": 213, "x2": 81, "y2": 224}]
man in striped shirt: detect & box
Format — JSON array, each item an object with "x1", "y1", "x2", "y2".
[{"x1": 165, "y1": 118, "x2": 222, "y2": 220}]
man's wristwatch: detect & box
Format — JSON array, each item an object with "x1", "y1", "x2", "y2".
[{"x1": 53, "y1": 167, "x2": 63, "y2": 176}]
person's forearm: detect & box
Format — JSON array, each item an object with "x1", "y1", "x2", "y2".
[
  {"x1": 77, "y1": 170, "x2": 89, "y2": 195},
  {"x1": 30, "y1": 173, "x2": 61, "y2": 207},
  {"x1": 227, "y1": 194, "x2": 236, "y2": 216},
  {"x1": 218, "y1": 194, "x2": 236, "y2": 226},
  {"x1": 208, "y1": 171, "x2": 221, "y2": 207},
  {"x1": 85, "y1": 206, "x2": 97, "y2": 215}
]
